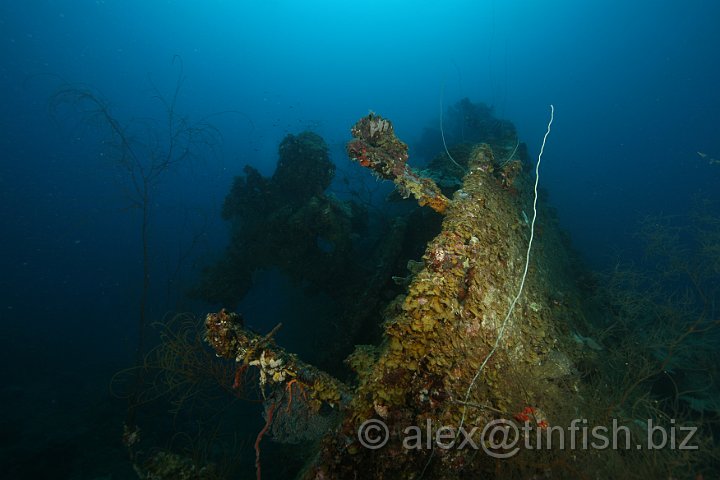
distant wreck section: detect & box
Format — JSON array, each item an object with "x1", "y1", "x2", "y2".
[
  {"x1": 201, "y1": 110, "x2": 626, "y2": 478},
  {"x1": 193, "y1": 131, "x2": 365, "y2": 308},
  {"x1": 193, "y1": 130, "x2": 412, "y2": 371}
]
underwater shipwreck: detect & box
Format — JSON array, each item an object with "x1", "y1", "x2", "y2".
[{"x1": 126, "y1": 101, "x2": 717, "y2": 479}]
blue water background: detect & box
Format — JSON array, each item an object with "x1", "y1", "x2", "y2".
[{"x1": 0, "y1": 0, "x2": 719, "y2": 474}]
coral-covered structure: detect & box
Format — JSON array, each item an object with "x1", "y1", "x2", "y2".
[
  {"x1": 201, "y1": 112, "x2": 634, "y2": 478},
  {"x1": 301, "y1": 137, "x2": 589, "y2": 478},
  {"x1": 347, "y1": 113, "x2": 450, "y2": 213},
  {"x1": 205, "y1": 309, "x2": 350, "y2": 410},
  {"x1": 108, "y1": 96, "x2": 711, "y2": 479}
]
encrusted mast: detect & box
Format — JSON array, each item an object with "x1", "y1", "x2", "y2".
[
  {"x1": 205, "y1": 309, "x2": 350, "y2": 409},
  {"x1": 205, "y1": 113, "x2": 595, "y2": 478},
  {"x1": 346, "y1": 113, "x2": 450, "y2": 213}
]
